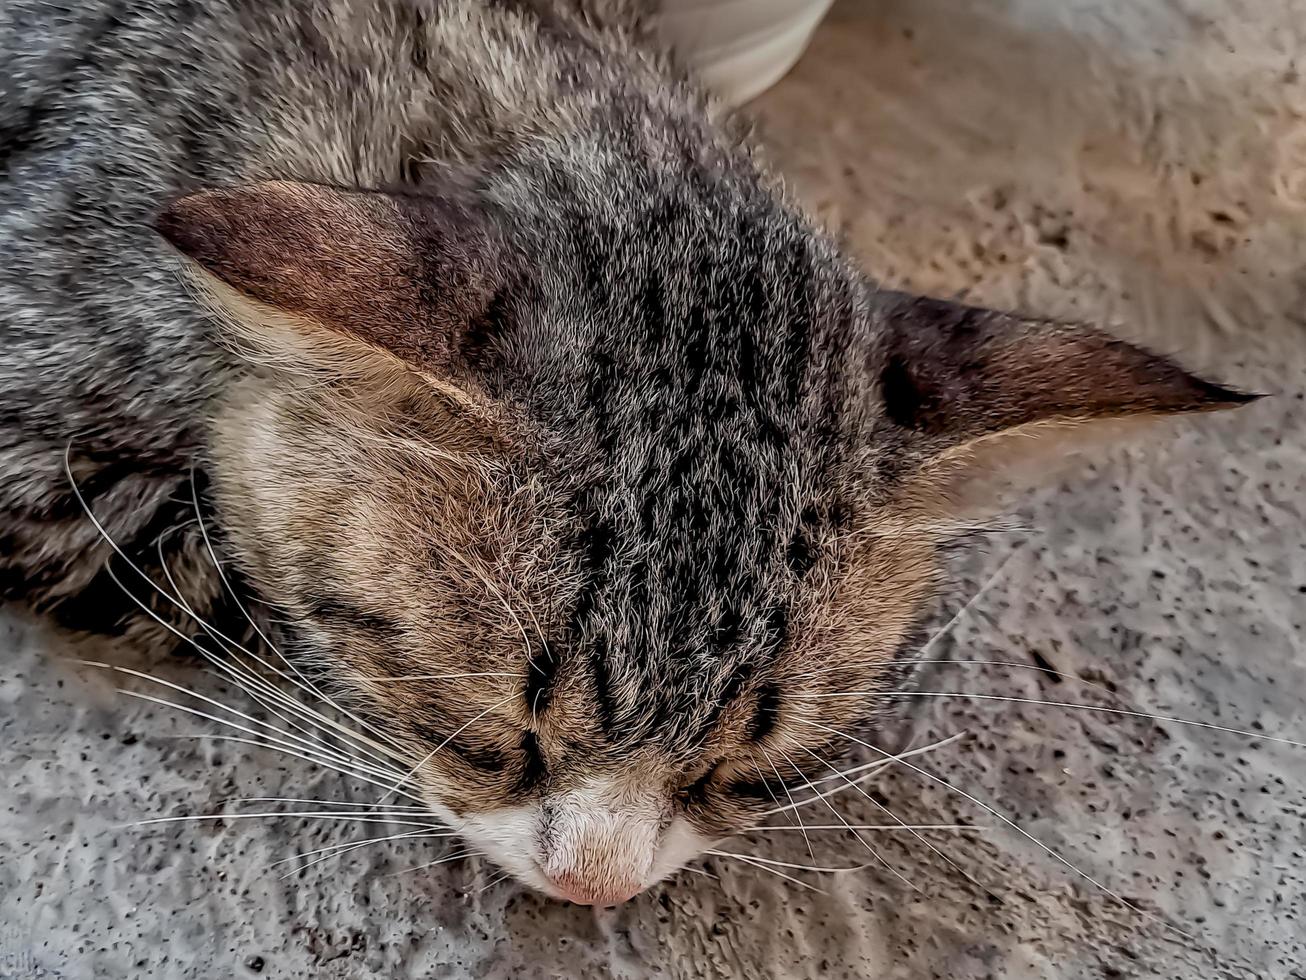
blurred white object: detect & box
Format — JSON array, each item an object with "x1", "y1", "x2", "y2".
[{"x1": 658, "y1": 0, "x2": 834, "y2": 105}]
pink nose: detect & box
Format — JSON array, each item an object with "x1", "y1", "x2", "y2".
[{"x1": 547, "y1": 872, "x2": 641, "y2": 907}]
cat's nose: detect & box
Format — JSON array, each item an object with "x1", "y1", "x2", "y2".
[{"x1": 545, "y1": 870, "x2": 642, "y2": 907}]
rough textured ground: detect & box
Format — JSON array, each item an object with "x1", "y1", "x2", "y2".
[{"x1": 3, "y1": 0, "x2": 1305, "y2": 977}]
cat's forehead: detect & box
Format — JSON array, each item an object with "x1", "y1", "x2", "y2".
[{"x1": 546, "y1": 472, "x2": 837, "y2": 758}]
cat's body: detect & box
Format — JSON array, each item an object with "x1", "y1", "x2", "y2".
[{"x1": 0, "y1": 0, "x2": 1251, "y2": 904}]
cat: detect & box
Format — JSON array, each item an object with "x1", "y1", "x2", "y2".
[{"x1": 0, "y1": 0, "x2": 1253, "y2": 905}]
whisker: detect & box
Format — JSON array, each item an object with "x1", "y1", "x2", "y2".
[
  {"x1": 192, "y1": 475, "x2": 400, "y2": 764},
  {"x1": 101, "y1": 557, "x2": 416, "y2": 783},
  {"x1": 703, "y1": 852, "x2": 827, "y2": 894},
  {"x1": 915, "y1": 550, "x2": 1020, "y2": 662},
  {"x1": 756, "y1": 747, "x2": 814, "y2": 860},
  {"x1": 744, "y1": 752, "x2": 795, "y2": 832},
  {"x1": 707, "y1": 849, "x2": 877, "y2": 874},
  {"x1": 434, "y1": 540, "x2": 540, "y2": 676},
  {"x1": 799, "y1": 548, "x2": 1021, "y2": 688},
  {"x1": 190, "y1": 471, "x2": 325, "y2": 703},
  {"x1": 153, "y1": 539, "x2": 379, "y2": 765},
  {"x1": 795, "y1": 691, "x2": 1306, "y2": 750},
  {"x1": 375, "y1": 692, "x2": 519, "y2": 807},
  {"x1": 114, "y1": 685, "x2": 410, "y2": 789},
  {"x1": 745, "y1": 824, "x2": 987, "y2": 833},
  {"x1": 799, "y1": 717, "x2": 1192, "y2": 941},
  {"x1": 795, "y1": 742, "x2": 994, "y2": 901},
  {"x1": 806, "y1": 658, "x2": 1118, "y2": 697},
  {"x1": 82, "y1": 660, "x2": 403, "y2": 787},
  {"x1": 66, "y1": 450, "x2": 412, "y2": 773},
  {"x1": 131, "y1": 810, "x2": 444, "y2": 829},
  {"x1": 476, "y1": 870, "x2": 513, "y2": 894},
  {"x1": 778, "y1": 746, "x2": 921, "y2": 894},
  {"x1": 387, "y1": 849, "x2": 478, "y2": 878},
  {"x1": 276, "y1": 828, "x2": 458, "y2": 878},
  {"x1": 234, "y1": 797, "x2": 430, "y2": 811},
  {"x1": 162, "y1": 734, "x2": 428, "y2": 804},
  {"x1": 146, "y1": 554, "x2": 414, "y2": 772},
  {"x1": 679, "y1": 865, "x2": 720, "y2": 882},
  {"x1": 759, "y1": 732, "x2": 967, "y2": 817}
]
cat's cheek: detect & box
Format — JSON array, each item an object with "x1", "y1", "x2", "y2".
[{"x1": 646, "y1": 817, "x2": 716, "y2": 887}]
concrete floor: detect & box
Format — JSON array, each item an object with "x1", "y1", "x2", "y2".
[{"x1": 2, "y1": 1, "x2": 1304, "y2": 977}]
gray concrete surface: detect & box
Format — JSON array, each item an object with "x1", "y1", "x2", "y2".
[{"x1": 3, "y1": 0, "x2": 1304, "y2": 977}]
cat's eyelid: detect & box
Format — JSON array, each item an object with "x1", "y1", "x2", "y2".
[{"x1": 523, "y1": 647, "x2": 558, "y2": 716}]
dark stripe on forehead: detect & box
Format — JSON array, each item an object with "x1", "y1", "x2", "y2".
[
  {"x1": 589, "y1": 640, "x2": 622, "y2": 739},
  {"x1": 684, "y1": 656, "x2": 758, "y2": 749}
]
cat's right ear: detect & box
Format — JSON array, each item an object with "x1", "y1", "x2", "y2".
[
  {"x1": 867, "y1": 291, "x2": 1258, "y2": 511},
  {"x1": 154, "y1": 180, "x2": 510, "y2": 377}
]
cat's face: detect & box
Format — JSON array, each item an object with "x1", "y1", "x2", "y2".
[
  {"x1": 211, "y1": 364, "x2": 936, "y2": 902},
  {"x1": 161, "y1": 180, "x2": 1247, "y2": 903}
]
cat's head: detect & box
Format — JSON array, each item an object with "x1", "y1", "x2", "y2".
[{"x1": 156, "y1": 177, "x2": 1250, "y2": 905}]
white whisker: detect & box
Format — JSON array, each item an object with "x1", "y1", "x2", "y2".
[
  {"x1": 759, "y1": 732, "x2": 967, "y2": 817},
  {"x1": 703, "y1": 851, "x2": 827, "y2": 894},
  {"x1": 799, "y1": 718, "x2": 1192, "y2": 940},
  {"x1": 796, "y1": 742, "x2": 992, "y2": 900},
  {"x1": 917, "y1": 550, "x2": 1020, "y2": 661},
  {"x1": 707, "y1": 849, "x2": 876, "y2": 874},
  {"x1": 375, "y1": 692, "x2": 519, "y2": 806},
  {"x1": 276, "y1": 828, "x2": 458, "y2": 878},
  {"x1": 387, "y1": 849, "x2": 478, "y2": 877},
  {"x1": 757, "y1": 747, "x2": 814, "y2": 860},
  {"x1": 131, "y1": 810, "x2": 444, "y2": 829},
  {"x1": 114, "y1": 686, "x2": 409, "y2": 788},
  {"x1": 100, "y1": 556, "x2": 417, "y2": 784},
  {"x1": 476, "y1": 870, "x2": 513, "y2": 894},
  {"x1": 779, "y1": 746, "x2": 921, "y2": 894},
  {"x1": 162, "y1": 734, "x2": 428, "y2": 804},
  {"x1": 82, "y1": 660, "x2": 402, "y2": 788},
  {"x1": 153, "y1": 540, "x2": 379, "y2": 766},
  {"x1": 745, "y1": 824, "x2": 986, "y2": 833},
  {"x1": 234, "y1": 797, "x2": 430, "y2": 811},
  {"x1": 66, "y1": 451, "x2": 414, "y2": 777},
  {"x1": 145, "y1": 554, "x2": 415, "y2": 773},
  {"x1": 796, "y1": 691, "x2": 1306, "y2": 750},
  {"x1": 679, "y1": 865, "x2": 719, "y2": 882}
]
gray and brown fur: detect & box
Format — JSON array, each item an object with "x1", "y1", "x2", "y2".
[{"x1": 0, "y1": 1, "x2": 1252, "y2": 852}]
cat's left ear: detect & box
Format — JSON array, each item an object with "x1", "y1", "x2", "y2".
[
  {"x1": 155, "y1": 180, "x2": 509, "y2": 375},
  {"x1": 870, "y1": 292, "x2": 1258, "y2": 499}
]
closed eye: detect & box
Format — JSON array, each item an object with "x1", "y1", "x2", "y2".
[
  {"x1": 524, "y1": 648, "x2": 558, "y2": 716},
  {"x1": 749, "y1": 683, "x2": 781, "y2": 742},
  {"x1": 412, "y1": 722, "x2": 508, "y2": 774},
  {"x1": 675, "y1": 762, "x2": 721, "y2": 808},
  {"x1": 514, "y1": 730, "x2": 548, "y2": 793}
]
